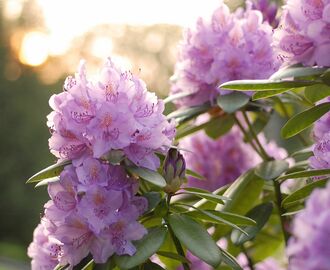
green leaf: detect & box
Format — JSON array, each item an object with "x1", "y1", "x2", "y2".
[
  {"x1": 54, "y1": 264, "x2": 69, "y2": 270},
  {"x1": 304, "y1": 84, "x2": 330, "y2": 103},
  {"x1": 217, "y1": 92, "x2": 250, "y2": 113},
  {"x1": 82, "y1": 260, "x2": 94, "y2": 270},
  {"x1": 220, "y1": 248, "x2": 243, "y2": 270},
  {"x1": 219, "y1": 79, "x2": 318, "y2": 91},
  {"x1": 252, "y1": 89, "x2": 290, "y2": 100},
  {"x1": 105, "y1": 150, "x2": 125, "y2": 165},
  {"x1": 255, "y1": 160, "x2": 289, "y2": 181},
  {"x1": 168, "y1": 214, "x2": 222, "y2": 267},
  {"x1": 156, "y1": 251, "x2": 190, "y2": 263},
  {"x1": 204, "y1": 115, "x2": 235, "y2": 139},
  {"x1": 282, "y1": 179, "x2": 328, "y2": 209},
  {"x1": 182, "y1": 187, "x2": 230, "y2": 204},
  {"x1": 114, "y1": 227, "x2": 167, "y2": 269},
  {"x1": 270, "y1": 66, "x2": 328, "y2": 80},
  {"x1": 164, "y1": 92, "x2": 193, "y2": 104},
  {"x1": 27, "y1": 160, "x2": 71, "y2": 184},
  {"x1": 166, "y1": 103, "x2": 210, "y2": 124},
  {"x1": 281, "y1": 102, "x2": 330, "y2": 139},
  {"x1": 127, "y1": 166, "x2": 166, "y2": 188},
  {"x1": 277, "y1": 169, "x2": 330, "y2": 182},
  {"x1": 142, "y1": 261, "x2": 166, "y2": 270},
  {"x1": 35, "y1": 176, "x2": 60, "y2": 188},
  {"x1": 186, "y1": 169, "x2": 205, "y2": 180},
  {"x1": 142, "y1": 192, "x2": 162, "y2": 212},
  {"x1": 231, "y1": 202, "x2": 273, "y2": 245}
]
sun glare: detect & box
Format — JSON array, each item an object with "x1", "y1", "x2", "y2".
[{"x1": 19, "y1": 31, "x2": 49, "y2": 66}]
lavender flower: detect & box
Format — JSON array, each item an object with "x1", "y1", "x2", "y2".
[
  {"x1": 170, "y1": 1, "x2": 279, "y2": 107},
  {"x1": 47, "y1": 58, "x2": 175, "y2": 170},
  {"x1": 273, "y1": 0, "x2": 330, "y2": 67},
  {"x1": 28, "y1": 161, "x2": 148, "y2": 269},
  {"x1": 309, "y1": 98, "x2": 330, "y2": 169},
  {"x1": 180, "y1": 124, "x2": 287, "y2": 191},
  {"x1": 238, "y1": 253, "x2": 285, "y2": 270},
  {"x1": 287, "y1": 182, "x2": 330, "y2": 269},
  {"x1": 252, "y1": 0, "x2": 279, "y2": 27}
]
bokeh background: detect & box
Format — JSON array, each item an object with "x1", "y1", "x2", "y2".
[{"x1": 0, "y1": 0, "x2": 299, "y2": 269}]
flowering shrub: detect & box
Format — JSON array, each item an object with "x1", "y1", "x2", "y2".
[{"x1": 26, "y1": 0, "x2": 330, "y2": 269}]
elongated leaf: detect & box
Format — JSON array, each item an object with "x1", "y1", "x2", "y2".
[
  {"x1": 220, "y1": 248, "x2": 243, "y2": 270},
  {"x1": 281, "y1": 102, "x2": 330, "y2": 139},
  {"x1": 304, "y1": 84, "x2": 330, "y2": 103},
  {"x1": 166, "y1": 103, "x2": 210, "y2": 124},
  {"x1": 255, "y1": 160, "x2": 289, "y2": 181},
  {"x1": 127, "y1": 166, "x2": 166, "y2": 187},
  {"x1": 270, "y1": 66, "x2": 328, "y2": 80},
  {"x1": 231, "y1": 203, "x2": 273, "y2": 245},
  {"x1": 54, "y1": 264, "x2": 69, "y2": 270},
  {"x1": 164, "y1": 92, "x2": 193, "y2": 104},
  {"x1": 35, "y1": 176, "x2": 60, "y2": 188},
  {"x1": 182, "y1": 187, "x2": 230, "y2": 204},
  {"x1": 156, "y1": 251, "x2": 190, "y2": 263},
  {"x1": 143, "y1": 261, "x2": 166, "y2": 270},
  {"x1": 186, "y1": 169, "x2": 205, "y2": 180},
  {"x1": 82, "y1": 260, "x2": 94, "y2": 270},
  {"x1": 27, "y1": 160, "x2": 71, "y2": 183},
  {"x1": 168, "y1": 214, "x2": 221, "y2": 267},
  {"x1": 277, "y1": 169, "x2": 330, "y2": 182},
  {"x1": 217, "y1": 92, "x2": 250, "y2": 113},
  {"x1": 219, "y1": 79, "x2": 317, "y2": 91},
  {"x1": 114, "y1": 227, "x2": 167, "y2": 269},
  {"x1": 206, "y1": 210, "x2": 256, "y2": 226},
  {"x1": 204, "y1": 115, "x2": 235, "y2": 139},
  {"x1": 252, "y1": 89, "x2": 290, "y2": 100},
  {"x1": 282, "y1": 179, "x2": 328, "y2": 208}
]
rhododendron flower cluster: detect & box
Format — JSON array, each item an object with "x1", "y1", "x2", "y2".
[
  {"x1": 47, "y1": 58, "x2": 175, "y2": 170},
  {"x1": 28, "y1": 59, "x2": 177, "y2": 269},
  {"x1": 309, "y1": 98, "x2": 330, "y2": 169},
  {"x1": 170, "y1": 1, "x2": 279, "y2": 107},
  {"x1": 287, "y1": 182, "x2": 330, "y2": 269},
  {"x1": 180, "y1": 124, "x2": 288, "y2": 191},
  {"x1": 273, "y1": 0, "x2": 330, "y2": 67},
  {"x1": 252, "y1": 0, "x2": 279, "y2": 27}
]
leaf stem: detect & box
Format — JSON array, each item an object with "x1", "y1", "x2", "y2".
[
  {"x1": 273, "y1": 180, "x2": 289, "y2": 245},
  {"x1": 166, "y1": 195, "x2": 191, "y2": 270},
  {"x1": 233, "y1": 115, "x2": 264, "y2": 160},
  {"x1": 241, "y1": 245, "x2": 255, "y2": 270},
  {"x1": 242, "y1": 110, "x2": 271, "y2": 161}
]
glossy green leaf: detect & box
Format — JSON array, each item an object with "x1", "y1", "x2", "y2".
[
  {"x1": 219, "y1": 79, "x2": 317, "y2": 91},
  {"x1": 105, "y1": 150, "x2": 125, "y2": 165},
  {"x1": 143, "y1": 261, "x2": 166, "y2": 270},
  {"x1": 282, "y1": 179, "x2": 328, "y2": 208},
  {"x1": 127, "y1": 166, "x2": 166, "y2": 187},
  {"x1": 168, "y1": 214, "x2": 221, "y2": 267},
  {"x1": 164, "y1": 92, "x2": 193, "y2": 104},
  {"x1": 231, "y1": 202, "x2": 273, "y2": 245},
  {"x1": 186, "y1": 169, "x2": 205, "y2": 180},
  {"x1": 156, "y1": 251, "x2": 190, "y2": 263},
  {"x1": 182, "y1": 187, "x2": 230, "y2": 204},
  {"x1": 281, "y1": 102, "x2": 330, "y2": 139},
  {"x1": 217, "y1": 92, "x2": 250, "y2": 113},
  {"x1": 166, "y1": 103, "x2": 210, "y2": 124},
  {"x1": 114, "y1": 227, "x2": 167, "y2": 269},
  {"x1": 82, "y1": 260, "x2": 94, "y2": 270},
  {"x1": 255, "y1": 160, "x2": 289, "y2": 181},
  {"x1": 54, "y1": 264, "x2": 69, "y2": 270},
  {"x1": 27, "y1": 160, "x2": 71, "y2": 183},
  {"x1": 35, "y1": 176, "x2": 60, "y2": 188},
  {"x1": 220, "y1": 248, "x2": 243, "y2": 270},
  {"x1": 217, "y1": 170, "x2": 264, "y2": 215},
  {"x1": 304, "y1": 84, "x2": 330, "y2": 103},
  {"x1": 252, "y1": 89, "x2": 290, "y2": 100},
  {"x1": 143, "y1": 192, "x2": 162, "y2": 212},
  {"x1": 204, "y1": 115, "x2": 235, "y2": 139},
  {"x1": 277, "y1": 168, "x2": 330, "y2": 182},
  {"x1": 270, "y1": 66, "x2": 328, "y2": 80}
]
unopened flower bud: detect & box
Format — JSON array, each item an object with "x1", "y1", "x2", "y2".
[{"x1": 163, "y1": 148, "x2": 186, "y2": 193}]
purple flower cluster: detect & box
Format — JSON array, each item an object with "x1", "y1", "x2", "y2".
[
  {"x1": 28, "y1": 58, "x2": 176, "y2": 269},
  {"x1": 252, "y1": 0, "x2": 279, "y2": 27},
  {"x1": 238, "y1": 254, "x2": 285, "y2": 270},
  {"x1": 28, "y1": 160, "x2": 148, "y2": 268},
  {"x1": 287, "y1": 181, "x2": 330, "y2": 269},
  {"x1": 48, "y1": 58, "x2": 175, "y2": 170},
  {"x1": 273, "y1": 0, "x2": 330, "y2": 67},
  {"x1": 170, "y1": 1, "x2": 279, "y2": 107},
  {"x1": 180, "y1": 124, "x2": 288, "y2": 191},
  {"x1": 309, "y1": 98, "x2": 330, "y2": 169}
]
